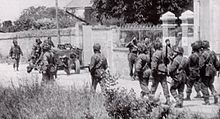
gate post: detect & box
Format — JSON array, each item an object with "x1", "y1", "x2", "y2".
[
  {"x1": 160, "y1": 11, "x2": 177, "y2": 46},
  {"x1": 180, "y1": 10, "x2": 194, "y2": 55}
]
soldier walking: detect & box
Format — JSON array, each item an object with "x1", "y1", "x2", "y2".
[
  {"x1": 29, "y1": 38, "x2": 42, "y2": 64},
  {"x1": 185, "y1": 41, "x2": 202, "y2": 100},
  {"x1": 40, "y1": 41, "x2": 56, "y2": 84},
  {"x1": 151, "y1": 41, "x2": 171, "y2": 105},
  {"x1": 126, "y1": 37, "x2": 138, "y2": 77},
  {"x1": 134, "y1": 43, "x2": 151, "y2": 98},
  {"x1": 169, "y1": 47, "x2": 188, "y2": 108},
  {"x1": 89, "y1": 43, "x2": 108, "y2": 93},
  {"x1": 9, "y1": 39, "x2": 23, "y2": 71},
  {"x1": 200, "y1": 40, "x2": 219, "y2": 105}
]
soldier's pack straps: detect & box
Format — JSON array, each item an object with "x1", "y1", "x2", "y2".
[{"x1": 95, "y1": 54, "x2": 104, "y2": 69}]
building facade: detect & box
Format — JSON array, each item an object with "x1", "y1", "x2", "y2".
[{"x1": 194, "y1": 0, "x2": 220, "y2": 54}]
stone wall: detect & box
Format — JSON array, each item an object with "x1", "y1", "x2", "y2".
[{"x1": 0, "y1": 27, "x2": 80, "y2": 60}]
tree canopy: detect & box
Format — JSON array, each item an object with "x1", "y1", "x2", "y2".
[
  {"x1": 92, "y1": 0, "x2": 193, "y2": 25},
  {"x1": 0, "y1": 6, "x2": 77, "y2": 32}
]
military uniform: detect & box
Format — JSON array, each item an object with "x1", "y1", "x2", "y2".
[
  {"x1": 185, "y1": 42, "x2": 201, "y2": 100},
  {"x1": 169, "y1": 47, "x2": 188, "y2": 108},
  {"x1": 135, "y1": 43, "x2": 151, "y2": 98},
  {"x1": 151, "y1": 41, "x2": 170, "y2": 104},
  {"x1": 9, "y1": 40, "x2": 23, "y2": 71},
  {"x1": 200, "y1": 40, "x2": 219, "y2": 104},
  {"x1": 89, "y1": 43, "x2": 108, "y2": 93},
  {"x1": 126, "y1": 38, "x2": 138, "y2": 77},
  {"x1": 40, "y1": 42, "x2": 56, "y2": 84},
  {"x1": 30, "y1": 39, "x2": 42, "y2": 64}
]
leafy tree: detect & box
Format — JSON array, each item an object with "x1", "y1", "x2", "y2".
[
  {"x1": 92, "y1": 0, "x2": 193, "y2": 25},
  {"x1": 13, "y1": 6, "x2": 77, "y2": 31}
]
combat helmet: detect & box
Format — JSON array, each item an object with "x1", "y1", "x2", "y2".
[
  {"x1": 191, "y1": 41, "x2": 200, "y2": 51},
  {"x1": 153, "y1": 41, "x2": 162, "y2": 50},
  {"x1": 202, "y1": 40, "x2": 210, "y2": 49},
  {"x1": 174, "y1": 46, "x2": 184, "y2": 55},
  {"x1": 137, "y1": 43, "x2": 146, "y2": 53},
  {"x1": 36, "y1": 38, "x2": 42, "y2": 44},
  {"x1": 13, "y1": 39, "x2": 18, "y2": 44},
  {"x1": 93, "y1": 43, "x2": 101, "y2": 51},
  {"x1": 42, "y1": 42, "x2": 51, "y2": 51}
]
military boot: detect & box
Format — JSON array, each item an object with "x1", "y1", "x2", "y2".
[
  {"x1": 164, "y1": 97, "x2": 171, "y2": 105},
  {"x1": 184, "y1": 93, "x2": 191, "y2": 101},
  {"x1": 203, "y1": 97, "x2": 210, "y2": 105},
  {"x1": 194, "y1": 93, "x2": 202, "y2": 98},
  {"x1": 214, "y1": 96, "x2": 218, "y2": 104}
]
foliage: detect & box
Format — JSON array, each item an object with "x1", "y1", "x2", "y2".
[
  {"x1": 92, "y1": 0, "x2": 193, "y2": 25},
  {"x1": 0, "y1": 6, "x2": 77, "y2": 32}
]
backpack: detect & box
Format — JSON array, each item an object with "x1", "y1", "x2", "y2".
[{"x1": 204, "y1": 51, "x2": 217, "y2": 77}]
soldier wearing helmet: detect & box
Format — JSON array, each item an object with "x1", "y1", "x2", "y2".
[
  {"x1": 40, "y1": 41, "x2": 56, "y2": 85},
  {"x1": 29, "y1": 39, "x2": 42, "y2": 63},
  {"x1": 185, "y1": 41, "x2": 202, "y2": 101},
  {"x1": 169, "y1": 46, "x2": 188, "y2": 108},
  {"x1": 199, "y1": 40, "x2": 219, "y2": 105},
  {"x1": 89, "y1": 43, "x2": 108, "y2": 93},
  {"x1": 9, "y1": 39, "x2": 23, "y2": 71},
  {"x1": 126, "y1": 37, "x2": 138, "y2": 77},
  {"x1": 134, "y1": 43, "x2": 151, "y2": 98},
  {"x1": 151, "y1": 41, "x2": 171, "y2": 105}
]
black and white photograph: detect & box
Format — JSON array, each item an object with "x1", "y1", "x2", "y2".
[{"x1": 0, "y1": 0, "x2": 219, "y2": 118}]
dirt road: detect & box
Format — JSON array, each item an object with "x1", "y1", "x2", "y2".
[{"x1": 0, "y1": 63, "x2": 219, "y2": 117}]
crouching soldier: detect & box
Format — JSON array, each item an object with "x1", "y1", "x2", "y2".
[
  {"x1": 9, "y1": 39, "x2": 23, "y2": 71},
  {"x1": 89, "y1": 43, "x2": 108, "y2": 93},
  {"x1": 200, "y1": 40, "x2": 219, "y2": 105},
  {"x1": 151, "y1": 41, "x2": 171, "y2": 105},
  {"x1": 169, "y1": 47, "x2": 188, "y2": 108},
  {"x1": 40, "y1": 42, "x2": 56, "y2": 85},
  {"x1": 134, "y1": 43, "x2": 151, "y2": 98}
]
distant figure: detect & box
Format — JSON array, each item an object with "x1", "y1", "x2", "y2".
[
  {"x1": 46, "y1": 37, "x2": 55, "y2": 48},
  {"x1": 89, "y1": 43, "x2": 108, "y2": 93},
  {"x1": 199, "y1": 40, "x2": 219, "y2": 105},
  {"x1": 134, "y1": 43, "x2": 151, "y2": 98},
  {"x1": 40, "y1": 41, "x2": 56, "y2": 85},
  {"x1": 30, "y1": 38, "x2": 42, "y2": 63},
  {"x1": 151, "y1": 41, "x2": 171, "y2": 105},
  {"x1": 169, "y1": 47, "x2": 188, "y2": 108},
  {"x1": 9, "y1": 39, "x2": 23, "y2": 71},
  {"x1": 126, "y1": 37, "x2": 138, "y2": 77}
]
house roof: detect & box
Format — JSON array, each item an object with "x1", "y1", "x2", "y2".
[{"x1": 65, "y1": 0, "x2": 92, "y2": 8}]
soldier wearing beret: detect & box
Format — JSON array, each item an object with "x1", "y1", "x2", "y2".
[
  {"x1": 199, "y1": 40, "x2": 219, "y2": 105},
  {"x1": 89, "y1": 43, "x2": 108, "y2": 93},
  {"x1": 9, "y1": 39, "x2": 23, "y2": 71},
  {"x1": 151, "y1": 41, "x2": 171, "y2": 105},
  {"x1": 169, "y1": 47, "x2": 188, "y2": 108}
]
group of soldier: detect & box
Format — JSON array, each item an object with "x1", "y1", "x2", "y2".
[
  {"x1": 125, "y1": 37, "x2": 219, "y2": 108},
  {"x1": 8, "y1": 35, "x2": 219, "y2": 107},
  {"x1": 9, "y1": 37, "x2": 57, "y2": 84}
]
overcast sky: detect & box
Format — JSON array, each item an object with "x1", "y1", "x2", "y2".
[{"x1": 0, "y1": 0, "x2": 72, "y2": 21}]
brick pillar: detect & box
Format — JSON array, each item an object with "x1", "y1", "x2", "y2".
[
  {"x1": 180, "y1": 10, "x2": 194, "y2": 55},
  {"x1": 160, "y1": 11, "x2": 177, "y2": 46}
]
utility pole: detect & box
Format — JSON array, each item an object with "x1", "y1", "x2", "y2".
[{"x1": 56, "y1": 0, "x2": 61, "y2": 44}]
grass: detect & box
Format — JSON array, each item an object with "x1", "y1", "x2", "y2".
[{"x1": 0, "y1": 75, "x2": 219, "y2": 119}]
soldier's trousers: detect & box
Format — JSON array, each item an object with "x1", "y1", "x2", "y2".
[
  {"x1": 200, "y1": 76, "x2": 217, "y2": 99},
  {"x1": 91, "y1": 76, "x2": 105, "y2": 93},
  {"x1": 194, "y1": 80, "x2": 202, "y2": 94},
  {"x1": 138, "y1": 75, "x2": 150, "y2": 96},
  {"x1": 128, "y1": 53, "x2": 137, "y2": 76},
  {"x1": 151, "y1": 75, "x2": 170, "y2": 99},
  {"x1": 12, "y1": 58, "x2": 20, "y2": 70},
  {"x1": 170, "y1": 80, "x2": 184, "y2": 103},
  {"x1": 185, "y1": 77, "x2": 200, "y2": 95},
  {"x1": 42, "y1": 72, "x2": 55, "y2": 85}
]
